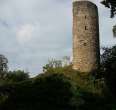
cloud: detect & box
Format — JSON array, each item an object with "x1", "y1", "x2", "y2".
[
  {"x1": 16, "y1": 24, "x2": 35, "y2": 44},
  {"x1": 0, "y1": 0, "x2": 115, "y2": 76}
]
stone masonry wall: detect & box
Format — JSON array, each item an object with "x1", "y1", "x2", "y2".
[{"x1": 73, "y1": 1, "x2": 100, "y2": 73}]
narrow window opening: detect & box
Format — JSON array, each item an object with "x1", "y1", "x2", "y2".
[
  {"x1": 83, "y1": 43, "x2": 87, "y2": 46},
  {"x1": 85, "y1": 26, "x2": 87, "y2": 30}
]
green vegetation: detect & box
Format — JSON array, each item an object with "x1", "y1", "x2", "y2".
[
  {"x1": 0, "y1": 70, "x2": 29, "y2": 85},
  {"x1": 101, "y1": 0, "x2": 116, "y2": 18},
  {"x1": 101, "y1": 0, "x2": 116, "y2": 37},
  {"x1": 0, "y1": 45, "x2": 116, "y2": 110},
  {"x1": 113, "y1": 25, "x2": 116, "y2": 37}
]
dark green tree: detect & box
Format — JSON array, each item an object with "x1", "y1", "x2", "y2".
[
  {"x1": 101, "y1": 0, "x2": 116, "y2": 18},
  {"x1": 1, "y1": 74, "x2": 75, "y2": 110},
  {"x1": 0, "y1": 55, "x2": 8, "y2": 79},
  {"x1": 7, "y1": 70, "x2": 29, "y2": 82},
  {"x1": 101, "y1": 45, "x2": 116, "y2": 96},
  {"x1": 0, "y1": 55, "x2": 8, "y2": 73},
  {"x1": 113, "y1": 25, "x2": 116, "y2": 37},
  {"x1": 101, "y1": 0, "x2": 116, "y2": 37}
]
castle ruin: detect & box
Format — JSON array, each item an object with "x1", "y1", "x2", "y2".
[{"x1": 72, "y1": 0, "x2": 100, "y2": 73}]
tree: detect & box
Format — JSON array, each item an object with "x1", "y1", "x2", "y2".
[
  {"x1": 43, "y1": 56, "x2": 72, "y2": 73},
  {"x1": 1, "y1": 74, "x2": 75, "y2": 110},
  {"x1": 43, "y1": 58, "x2": 62, "y2": 73},
  {"x1": 0, "y1": 55, "x2": 8, "y2": 73},
  {"x1": 101, "y1": 0, "x2": 116, "y2": 37},
  {"x1": 101, "y1": 45, "x2": 116, "y2": 96},
  {"x1": 113, "y1": 25, "x2": 116, "y2": 37},
  {"x1": 101, "y1": 0, "x2": 116, "y2": 18},
  {"x1": 0, "y1": 55, "x2": 8, "y2": 79},
  {"x1": 7, "y1": 70, "x2": 29, "y2": 82}
]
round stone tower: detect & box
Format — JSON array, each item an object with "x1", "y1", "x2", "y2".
[{"x1": 73, "y1": 0, "x2": 100, "y2": 73}]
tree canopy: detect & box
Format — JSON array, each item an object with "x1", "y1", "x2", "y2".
[
  {"x1": 101, "y1": 0, "x2": 116, "y2": 18},
  {"x1": 113, "y1": 25, "x2": 116, "y2": 37},
  {"x1": 0, "y1": 55, "x2": 8, "y2": 73},
  {"x1": 101, "y1": 0, "x2": 116, "y2": 37}
]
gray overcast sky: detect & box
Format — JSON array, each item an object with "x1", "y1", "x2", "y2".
[{"x1": 0, "y1": 0, "x2": 115, "y2": 76}]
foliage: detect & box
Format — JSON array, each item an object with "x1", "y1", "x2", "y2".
[
  {"x1": 0, "y1": 54, "x2": 29, "y2": 85},
  {"x1": 43, "y1": 56, "x2": 71, "y2": 72},
  {"x1": 7, "y1": 70, "x2": 29, "y2": 82},
  {"x1": 101, "y1": 0, "x2": 116, "y2": 18},
  {"x1": 0, "y1": 70, "x2": 29, "y2": 85},
  {"x1": 113, "y1": 25, "x2": 116, "y2": 37},
  {"x1": 43, "y1": 63, "x2": 104, "y2": 95},
  {"x1": 0, "y1": 72, "x2": 115, "y2": 110},
  {"x1": 0, "y1": 47, "x2": 116, "y2": 110},
  {"x1": 0, "y1": 55, "x2": 8, "y2": 78},
  {"x1": 0, "y1": 74, "x2": 75, "y2": 110},
  {"x1": 101, "y1": 45, "x2": 116, "y2": 97},
  {"x1": 101, "y1": 0, "x2": 116, "y2": 37}
]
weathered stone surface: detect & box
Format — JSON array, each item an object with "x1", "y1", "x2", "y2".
[{"x1": 72, "y1": 1, "x2": 100, "y2": 73}]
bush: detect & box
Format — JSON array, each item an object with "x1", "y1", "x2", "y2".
[
  {"x1": 7, "y1": 70, "x2": 29, "y2": 82},
  {"x1": 1, "y1": 74, "x2": 75, "y2": 110},
  {"x1": 0, "y1": 70, "x2": 29, "y2": 85}
]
